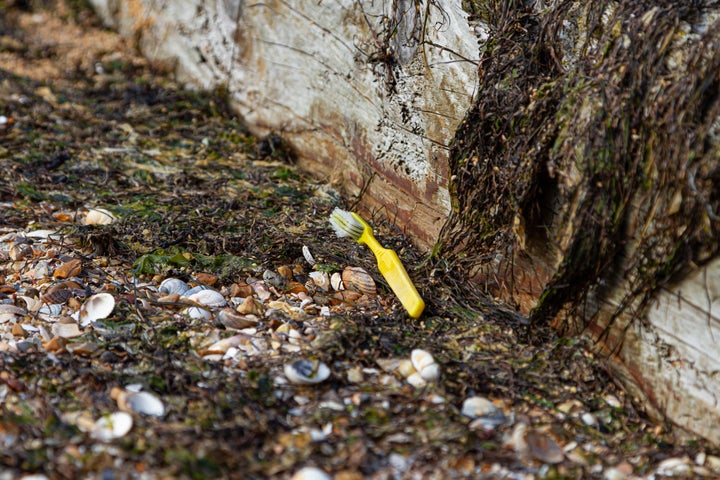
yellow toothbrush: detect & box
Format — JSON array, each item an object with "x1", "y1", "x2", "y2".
[{"x1": 329, "y1": 207, "x2": 425, "y2": 318}]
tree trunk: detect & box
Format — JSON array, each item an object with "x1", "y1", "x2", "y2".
[{"x1": 88, "y1": 0, "x2": 720, "y2": 445}]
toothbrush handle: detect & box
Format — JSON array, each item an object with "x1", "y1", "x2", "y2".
[{"x1": 374, "y1": 247, "x2": 425, "y2": 318}]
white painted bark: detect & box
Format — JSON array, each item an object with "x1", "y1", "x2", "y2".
[{"x1": 88, "y1": 0, "x2": 720, "y2": 446}]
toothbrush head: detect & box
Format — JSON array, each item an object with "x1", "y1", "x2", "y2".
[{"x1": 329, "y1": 207, "x2": 367, "y2": 241}]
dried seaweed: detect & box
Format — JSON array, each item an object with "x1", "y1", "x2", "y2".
[{"x1": 441, "y1": 0, "x2": 720, "y2": 333}]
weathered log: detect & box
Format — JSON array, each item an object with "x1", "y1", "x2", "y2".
[
  {"x1": 89, "y1": 0, "x2": 478, "y2": 248},
  {"x1": 88, "y1": 0, "x2": 720, "y2": 445}
]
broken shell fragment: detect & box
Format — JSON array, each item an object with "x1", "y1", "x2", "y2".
[
  {"x1": 85, "y1": 208, "x2": 117, "y2": 225},
  {"x1": 308, "y1": 271, "x2": 330, "y2": 292},
  {"x1": 217, "y1": 308, "x2": 258, "y2": 330},
  {"x1": 330, "y1": 272, "x2": 344, "y2": 291},
  {"x1": 184, "y1": 306, "x2": 212, "y2": 320},
  {"x1": 79, "y1": 293, "x2": 115, "y2": 326},
  {"x1": 91, "y1": 412, "x2": 133, "y2": 441},
  {"x1": 51, "y1": 322, "x2": 83, "y2": 339},
  {"x1": 302, "y1": 245, "x2": 315, "y2": 266},
  {"x1": 342, "y1": 266, "x2": 376, "y2": 295},
  {"x1": 159, "y1": 277, "x2": 190, "y2": 296},
  {"x1": 284, "y1": 359, "x2": 331, "y2": 385}
]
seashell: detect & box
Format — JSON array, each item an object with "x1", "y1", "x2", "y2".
[
  {"x1": 237, "y1": 296, "x2": 263, "y2": 315},
  {"x1": 53, "y1": 258, "x2": 82, "y2": 279},
  {"x1": 185, "y1": 289, "x2": 226, "y2": 308},
  {"x1": 411, "y1": 349, "x2": 439, "y2": 381},
  {"x1": 249, "y1": 280, "x2": 271, "y2": 300},
  {"x1": 330, "y1": 272, "x2": 344, "y2": 291},
  {"x1": 126, "y1": 391, "x2": 165, "y2": 417},
  {"x1": 217, "y1": 308, "x2": 258, "y2": 330},
  {"x1": 181, "y1": 285, "x2": 211, "y2": 297},
  {"x1": 39, "y1": 304, "x2": 63, "y2": 316},
  {"x1": 525, "y1": 429, "x2": 564, "y2": 464},
  {"x1": 291, "y1": 467, "x2": 331, "y2": 480},
  {"x1": 18, "y1": 295, "x2": 42, "y2": 312},
  {"x1": 203, "y1": 334, "x2": 248, "y2": 354},
  {"x1": 9, "y1": 243, "x2": 33, "y2": 261},
  {"x1": 41, "y1": 285, "x2": 73, "y2": 305},
  {"x1": 91, "y1": 411, "x2": 133, "y2": 441},
  {"x1": 52, "y1": 322, "x2": 83, "y2": 338},
  {"x1": 308, "y1": 271, "x2": 330, "y2": 291},
  {"x1": 159, "y1": 277, "x2": 191, "y2": 296},
  {"x1": 0, "y1": 305, "x2": 27, "y2": 316},
  {"x1": 461, "y1": 396, "x2": 497, "y2": 419},
  {"x1": 302, "y1": 245, "x2": 315, "y2": 266},
  {"x1": 397, "y1": 359, "x2": 417, "y2": 378},
  {"x1": 79, "y1": 293, "x2": 115, "y2": 326},
  {"x1": 284, "y1": 359, "x2": 331, "y2": 385},
  {"x1": 329, "y1": 290, "x2": 362, "y2": 306},
  {"x1": 341, "y1": 266, "x2": 376, "y2": 295},
  {"x1": 183, "y1": 306, "x2": 212, "y2": 320},
  {"x1": 84, "y1": 208, "x2": 117, "y2": 225},
  {"x1": 406, "y1": 372, "x2": 427, "y2": 388}
]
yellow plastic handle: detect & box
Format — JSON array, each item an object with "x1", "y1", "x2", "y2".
[
  {"x1": 352, "y1": 213, "x2": 424, "y2": 318},
  {"x1": 373, "y1": 246, "x2": 425, "y2": 318}
]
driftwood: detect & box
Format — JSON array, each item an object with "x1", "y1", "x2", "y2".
[{"x1": 89, "y1": 0, "x2": 720, "y2": 445}]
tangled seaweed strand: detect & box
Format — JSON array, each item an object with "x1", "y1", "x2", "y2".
[{"x1": 442, "y1": 0, "x2": 720, "y2": 334}]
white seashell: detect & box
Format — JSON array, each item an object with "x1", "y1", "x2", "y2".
[
  {"x1": 406, "y1": 372, "x2": 427, "y2": 388},
  {"x1": 79, "y1": 293, "x2": 115, "y2": 326},
  {"x1": 330, "y1": 272, "x2": 344, "y2": 291},
  {"x1": 308, "y1": 271, "x2": 330, "y2": 291},
  {"x1": 126, "y1": 391, "x2": 165, "y2": 417},
  {"x1": 0, "y1": 313, "x2": 17, "y2": 323},
  {"x1": 341, "y1": 266, "x2": 376, "y2": 295},
  {"x1": 185, "y1": 289, "x2": 226, "y2": 308},
  {"x1": 461, "y1": 396, "x2": 497, "y2": 419},
  {"x1": 182, "y1": 285, "x2": 211, "y2": 297},
  {"x1": 159, "y1": 278, "x2": 190, "y2": 295},
  {"x1": 18, "y1": 296, "x2": 42, "y2": 312},
  {"x1": 418, "y1": 363, "x2": 440, "y2": 381},
  {"x1": 85, "y1": 208, "x2": 117, "y2": 225},
  {"x1": 91, "y1": 411, "x2": 133, "y2": 441},
  {"x1": 284, "y1": 359, "x2": 331, "y2": 385},
  {"x1": 301, "y1": 245, "x2": 315, "y2": 266},
  {"x1": 52, "y1": 322, "x2": 83, "y2": 338},
  {"x1": 397, "y1": 359, "x2": 417, "y2": 378},
  {"x1": 411, "y1": 349, "x2": 435, "y2": 371},
  {"x1": 291, "y1": 467, "x2": 331, "y2": 480},
  {"x1": 183, "y1": 306, "x2": 212, "y2": 320}
]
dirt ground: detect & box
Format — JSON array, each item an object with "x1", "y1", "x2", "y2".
[{"x1": 1, "y1": 2, "x2": 719, "y2": 479}]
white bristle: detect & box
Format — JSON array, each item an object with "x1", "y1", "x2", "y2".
[{"x1": 329, "y1": 208, "x2": 364, "y2": 240}]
